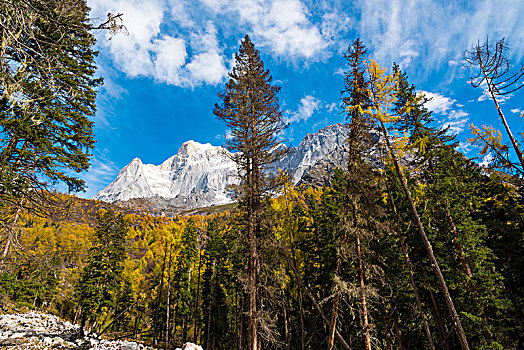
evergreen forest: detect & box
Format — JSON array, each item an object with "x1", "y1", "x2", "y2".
[{"x1": 1, "y1": 1, "x2": 523, "y2": 349}]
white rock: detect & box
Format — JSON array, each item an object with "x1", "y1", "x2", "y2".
[
  {"x1": 120, "y1": 341, "x2": 139, "y2": 350},
  {"x1": 182, "y1": 342, "x2": 203, "y2": 350},
  {"x1": 52, "y1": 337, "x2": 65, "y2": 346},
  {"x1": 1, "y1": 311, "x2": 158, "y2": 350}
]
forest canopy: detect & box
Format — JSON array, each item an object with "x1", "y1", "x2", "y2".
[{"x1": 0, "y1": 2, "x2": 523, "y2": 349}]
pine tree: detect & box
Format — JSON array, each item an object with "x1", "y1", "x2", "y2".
[
  {"x1": 214, "y1": 34, "x2": 285, "y2": 350},
  {"x1": 201, "y1": 218, "x2": 231, "y2": 349},
  {"x1": 330, "y1": 39, "x2": 389, "y2": 350},
  {"x1": 0, "y1": 0, "x2": 102, "y2": 197},
  {"x1": 75, "y1": 210, "x2": 127, "y2": 334},
  {"x1": 0, "y1": 0, "x2": 103, "y2": 260}
]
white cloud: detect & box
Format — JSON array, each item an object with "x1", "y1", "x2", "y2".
[
  {"x1": 326, "y1": 102, "x2": 338, "y2": 113},
  {"x1": 457, "y1": 141, "x2": 472, "y2": 154},
  {"x1": 200, "y1": 0, "x2": 329, "y2": 60},
  {"x1": 478, "y1": 89, "x2": 512, "y2": 103},
  {"x1": 184, "y1": 22, "x2": 228, "y2": 85},
  {"x1": 286, "y1": 95, "x2": 321, "y2": 123},
  {"x1": 151, "y1": 35, "x2": 187, "y2": 84},
  {"x1": 186, "y1": 50, "x2": 228, "y2": 85},
  {"x1": 355, "y1": 0, "x2": 430, "y2": 69},
  {"x1": 398, "y1": 40, "x2": 419, "y2": 67},
  {"x1": 511, "y1": 108, "x2": 522, "y2": 114},
  {"x1": 355, "y1": 0, "x2": 524, "y2": 72},
  {"x1": 420, "y1": 91, "x2": 455, "y2": 114},
  {"x1": 442, "y1": 110, "x2": 469, "y2": 135},
  {"x1": 421, "y1": 90, "x2": 469, "y2": 135},
  {"x1": 480, "y1": 153, "x2": 494, "y2": 168},
  {"x1": 168, "y1": 0, "x2": 196, "y2": 27},
  {"x1": 88, "y1": 0, "x2": 228, "y2": 87},
  {"x1": 284, "y1": 95, "x2": 343, "y2": 124},
  {"x1": 333, "y1": 67, "x2": 345, "y2": 76},
  {"x1": 87, "y1": 0, "x2": 524, "y2": 88},
  {"x1": 319, "y1": 11, "x2": 352, "y2": 53}
]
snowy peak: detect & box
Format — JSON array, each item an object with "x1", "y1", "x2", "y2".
[
  {"x1": 94, "y1": 123, "x2": 349, "y2": 209},
  {"x1": 94, "y1": 141, "x2": 237, "y2": 207},
  {"x1": 177, "y1": 140, "x2": 216, "y2": 156}
]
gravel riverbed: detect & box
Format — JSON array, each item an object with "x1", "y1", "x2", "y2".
[{"x1": 0, "y1": 312, "x2": 154, "y2": 349}]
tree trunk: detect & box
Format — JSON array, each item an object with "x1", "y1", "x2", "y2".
[
  {"x1": 444, "y1": 202, "x2": 491, "y2": 341},
  {"x1": 284, "y1": 186, "x2": 306, "y2": 350},
  {"x1": 182, "y1": 315, "x2": 187, "y2": 345},
  {"x1": 133, "y1": 311, "x2": 140, "y2": 338},
  {"x1": 173, "y1": 303, "x2": 179, "y2": 346},
  {"x1": 281, "y1": 247, "x2": 351, "y2": 349},
  {"x1": 400, "y1": 237, "x2": 436, "y2": 349},
  {"x1": 356, "y1": 234, "x2": 372, "y2": 350},
  {"x1": 327, "y1": 255, "x2": 342, "y2": 350},
  {"x1": 1, "y1": 197, "x2": 24, "y2": 263},
  {"x1": 385, "y1": 173, "x2": 435, "y2": 349},
  {"x1": 297, "y1": 268, "x2": 305, "y2": 350},
  {"x1": 206, "y1": 294, "x2": 212, "y2": 350},
  {"x1": 193, "y1": 248, "x2": 202, "y2": 343},
  {"x1": 235, "y1": 289, "x2": 239, "y2": 350},
  {"x1": 380, "y1": 122, "x2": 470, "y2": 350},
  {"x1": 429, "y1": 290, "x2": 450, "y2": 350},
  {"x1": 283, "y1": 294, "x2": 290, "y2": 349},
  {"x1": 165, "y1": 244, "x2": 173, "y2": 349},
  {"x1": 407, "y1": 213, "x2": 450, "y2": 350},
  {"x1": 394, "y1": 313, "x2": 404, "y2": 350},
  {"x1": 380, "y1": 301, "x2": 393, "y2": 350},
  {"x1": 239, "y1": 293, "x2": 245, "y2": 350},
  {"x1": 153, "y1": 242, "x2": 168, "y2": 345},
  {"x1": 428, "y1": 156, "x2": 492, "y2": 342},
  {"x1": 248, "y1": 201, "x2": 258, "y2": 350}
]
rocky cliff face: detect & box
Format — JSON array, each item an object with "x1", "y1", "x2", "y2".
[{"x1": 94, "y1": 124, "x2": 350, "y2": 209}]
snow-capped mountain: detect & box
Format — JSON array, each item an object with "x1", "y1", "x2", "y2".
[{"x1": 94, "y1": 124, "x2": 349, "y2": 208}]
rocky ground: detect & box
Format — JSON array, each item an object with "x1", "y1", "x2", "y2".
[{"x1": 0, "y1": 312, "x2": 153, "y2": 349}]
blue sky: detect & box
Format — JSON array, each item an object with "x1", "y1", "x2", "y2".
[{"x1": 80, "y1": 0, "x2": 524, "y2": 198}]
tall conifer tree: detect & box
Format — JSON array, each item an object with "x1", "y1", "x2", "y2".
[{"x1": 214, "y1": 34, "x2": 285, "y2": 350}]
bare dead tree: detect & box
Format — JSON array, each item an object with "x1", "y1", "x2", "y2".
[{"x1": 464, "y1": 36, "x2": 524, "y2": 176}]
